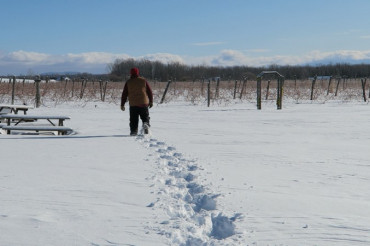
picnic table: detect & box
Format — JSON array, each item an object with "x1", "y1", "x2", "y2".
[
  {"x1": 0, "y1": 114, "x2": 72, "y2": 135},
  {"x1": 0, "y1": 104, "x2": 34, "y2": 115}
]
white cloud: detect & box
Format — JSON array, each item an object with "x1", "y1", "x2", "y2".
[
  {"x1": 66, "y1": 52, "x2": 130, "y2": 64},
  {"x1": 4, "y1": 50, "x2": 52, "y2": 63},
  {"x1": 207, "y1": 49, "x2": 370, "y2": 67},
  {"x1": 139, "y1": 53, "x2": 185, "y2": 64}
]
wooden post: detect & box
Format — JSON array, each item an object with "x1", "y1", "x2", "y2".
[
  {"x1": 277, "y1": 77, "x2": 284, "y2": 110},
  {"x1": 99, "y1": 80, "x2": 104, "y2": 100},
  {"x1": 335, "y1": 78, "x2": 340, "y2": 96},
  {"x1": 11, "y1": 76, "x2": 16, "y2": 105},
  {"x1": 233, "y1": 80, "x2": 238, "y2": 99},
  {"x1": 240, "y1": 78, "x2": 247, "y2": 99},
  {"x1": 35, "y1": 76, "x2": 41, "y2": 108},
  {"x1": 100, "y1": 81, "x2": 108, "y2": 101},
  {"x1": 215, "y1": 77, "x2": 220, "y2": 98},
  {"x1": 310, "y1": 76, "x2": 317, "y2": 100},
  {"x1": 361, "y1": 78, "x2": 367, "y2": 102},
  {"x1": 207, "y1": 79, "x2": 211, "y2": 107},
  {"x1": 160, "y1": 80, "x2": 172, "y2": 104},
  {"x1": 71, "y1": 80, "x2": 75, "y2": 97},
  {"x1": 63, "y1": 80, "x2": 68, "y2": 96},
  {"x1": 265, "y1": 80, "x2": 271, "y2": 100},
  {"x1": 326, "y1": 76, "x2": 332, "y2": 95},
  {"x1": 257, "y1": 77, "x2": 262, "y2": 110},
  {"x1": 80, "y1": 80, "x2": 87, "y2": 99}
]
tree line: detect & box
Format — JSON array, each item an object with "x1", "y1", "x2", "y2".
[{"x1": 108, "y1": 58, "x2": 370, "y2": 81}]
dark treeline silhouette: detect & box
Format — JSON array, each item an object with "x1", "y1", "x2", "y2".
[{"x1": 108, "y1": 58, "x2": 370, "y2": 81}]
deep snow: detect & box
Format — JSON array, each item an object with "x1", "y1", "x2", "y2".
[{"x1": 1, "y1": 100, "x2": 370, "y2": 245}]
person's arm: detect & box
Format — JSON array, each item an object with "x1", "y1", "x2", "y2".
[
  {"x1": 121, "y1": 82, "x2": 128, "y2": 106},
  {"x1": 146, "y1": 81, "x2": 153, "y2": 106}
]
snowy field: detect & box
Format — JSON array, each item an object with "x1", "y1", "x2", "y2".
[{"x1": 1, "y1": 100, "x2": 370, "y2": 245}]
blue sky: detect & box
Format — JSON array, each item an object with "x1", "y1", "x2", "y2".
[{"x1": 1, "y1": 0, "x2": 370, "y2": 75}]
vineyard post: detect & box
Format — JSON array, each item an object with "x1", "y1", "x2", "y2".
[
  {"x1": 80, "y1": 79, "x2": 87, "y2": 99},
  {"x1": 99, "y1": 80, "x2": 108, "y2": 101},
  {"x1": 160, "y1": 80, "x2": 172, "y2": 104},
  {"x1": 335, "y1": 77, "x2": 341, "y2": 96},
  {"x1": 11, "y1": 76, "x2": 16, "y2": 105},
  {"x1": 233, "y1": 80, "x2": 238, "y2": 99},
  {"x1": 207, "y1": 79, "x2": 211, "y2": 107},
  {"x1": 310, "y1": 75, "x2": 317, "y2": 100},
  {"x1": 240, "y1": 77, "x2": 247, "y2": 99},
  {"x1": 277, "y1": 77, "x2": 284, "y2": 110},
  {"x1": 361, "y1": 78, "x2": 367, "y2": 102},
  {"x1": 63, "y1": 80, "x2": 68, "y2": 96},
  {"x1": 102, "y1": 81, "x2": 108, "y2": 101},
  {"x1": 71, "y1": 80, "x2": 76, "y2": 97},
  {"x1": 327, "y1": 76, "x2": 332, "y2": 95},
  {"x1": 215, "y1": 77, "x2": 220, "y2": 98},
  {"x1": 257, "y1": 77, "x2": 262, "y2": 110},
  {"x1": 34, "y1": 75, "x2": 41, "y2": 108},
  {"x1": 265, "y1": 80, "x2": 271, "y2": 100}
]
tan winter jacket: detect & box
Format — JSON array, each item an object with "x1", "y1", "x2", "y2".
[{"x1": 121, "y1": 77, "x2": 153, "y2": 107}]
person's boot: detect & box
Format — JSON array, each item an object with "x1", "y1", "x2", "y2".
[{"x1": 143, "y1": 122, "x2": 150, "y2": 134}]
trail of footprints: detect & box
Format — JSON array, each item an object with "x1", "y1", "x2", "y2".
[{"x1": 138, "y1": 136, "x2": 241, "y2": 245}]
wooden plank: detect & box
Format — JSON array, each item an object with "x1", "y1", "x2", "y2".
[
  {"x1": 2, "y1": 126, "x2": 72, "y2": 135},
  {"x1": 0, "y1": 104, "x2": 33, "y2": 115},
  {"x1": 0, "y1": 104, "x2": 34, "y2": 109},
  {"x1": 2, "y1": 126, "x2": 71, "y2": 131},
  {"x1": 0, "y1": 108, "x2": 12, "y2": 115},
  {"x1": 0, "y1": 115, "x2": 70, "y2": 120}
]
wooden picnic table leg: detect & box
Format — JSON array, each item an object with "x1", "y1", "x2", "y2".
[
  {"x1": 47, "y1": 119, "x2": 56, "y2": 126},
  {"x1": 58, "y1": 119, "x2": 64, "y2": 126},
  {"x1": 15, "y1": 119, "x2": 25, "y2": 126},
  {"x1": 6, "y1": 118, "x2": 11, "y2": 134}
]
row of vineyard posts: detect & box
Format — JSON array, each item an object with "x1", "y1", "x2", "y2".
[
  {"x1": 1, "y1": 72, "x2": 369, "y2": 109},
  {"x1": 159, "y1": 72, "x2": 369, "y2": 109},
  {"x1": 0, "y1": 76, "x2": 109, "y2": 107}
]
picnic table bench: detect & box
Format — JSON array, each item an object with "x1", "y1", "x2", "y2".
[
  {"x1": 0, "y1": 114, "x2": 72, "y2": 135},
  {"x1": 0, "y1": 104, "x2": 34, "y2": 115}
]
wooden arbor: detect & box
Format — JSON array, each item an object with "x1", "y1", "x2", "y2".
[{"x1": 256, "y1": 71, "x2": 284, "y2": 110}]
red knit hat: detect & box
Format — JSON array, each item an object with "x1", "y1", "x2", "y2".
[{"x1": 130, "y1": 67, "x2": 139, "y2": 76}]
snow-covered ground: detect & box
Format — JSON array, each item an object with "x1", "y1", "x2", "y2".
[{"x1": 1, "y1": 100, "x2": 370, "y2": 245}]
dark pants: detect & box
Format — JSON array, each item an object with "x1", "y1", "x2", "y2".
[{"x1": 129, "y1": 106, "x2": 150, "y2": 133}]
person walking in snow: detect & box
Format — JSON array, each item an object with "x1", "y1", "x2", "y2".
[{"x1": 121, "y1": 67, "x2": 153, "y2": 136}]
